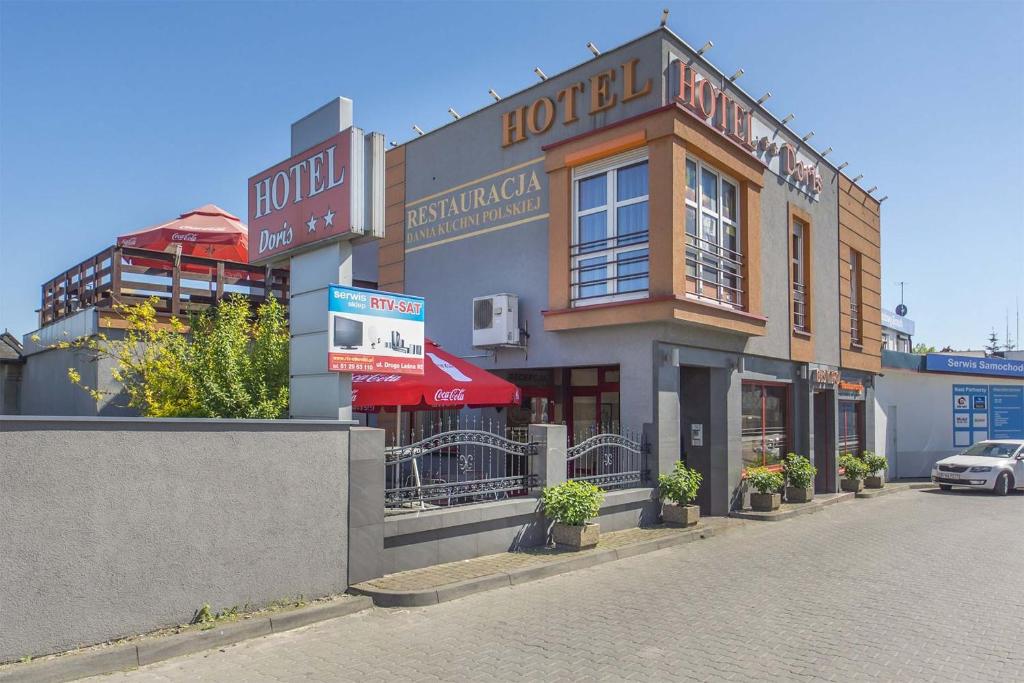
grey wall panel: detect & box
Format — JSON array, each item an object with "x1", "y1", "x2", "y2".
[{"x1": 0, "y1": 418, "x2": 351, "y2": 661}]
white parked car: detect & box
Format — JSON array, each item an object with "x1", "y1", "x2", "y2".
[{"x1": 932, "y1": 440, "x2": 1024, "y2": 495}]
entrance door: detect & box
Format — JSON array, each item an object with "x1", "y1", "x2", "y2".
[
  {"x1": 813, "y1": 390, "x2": 835, "y2": 492},
  {"x1": 679, "y1": 366, "x2": 712, "y2": 513}
]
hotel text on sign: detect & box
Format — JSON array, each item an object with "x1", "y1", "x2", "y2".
[{"x1": 248, "y1": 129, "x2": 354, "y2": 263}]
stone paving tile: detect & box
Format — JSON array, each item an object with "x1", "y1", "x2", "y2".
[
  {"x1": 89, "y1": 489, "x2": 1024, "y2": 682},
  {"x1": 357, "y1": 524, "x2": 704, "y2": 591}
]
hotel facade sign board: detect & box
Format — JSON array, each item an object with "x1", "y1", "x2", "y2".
[
  {"x1": 669, "y1": 59, "x2": 823, "y2": 198},
  {"x1": 327, "y1": 284, "x2": 425, "y2": 375},
  {"x1": 405, "y1": 158, "x2": 546, "y2": 252},
  {"x1": 248, "y1": 128, "x2": 385, "y2": 264}
]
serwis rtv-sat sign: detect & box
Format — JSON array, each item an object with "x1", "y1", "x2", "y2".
[{"x1": 327, "y1": 285, "x2": 425, "y2": 375}]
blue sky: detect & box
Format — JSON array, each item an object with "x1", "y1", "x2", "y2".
[{"x1": 1, "y1": 0, "x2": 1022, "y2": 349}]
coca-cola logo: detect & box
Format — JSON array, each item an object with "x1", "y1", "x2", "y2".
[
  {"x1": 171, "y1": 232, "x2": 198, "y2": 242},
  {"x1": 352, "y1": 374, "x2": 402, "y2": 383},
  {"x1": 258, "y1": 224, "x2": 293, "y2": 254},
  {"x1": 434, "y1": 388, "x2": 466, "y2": 402}
]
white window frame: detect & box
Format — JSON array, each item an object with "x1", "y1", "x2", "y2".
[
  {"x1": 684, "y1": 157, "x2": 742, "y2": 308},
  {"x1": 792, "y1": 218, "x2": 808, "y2": 332},
  {"x1": 571, "y1": 149, "x2": 650, "y2": 307}
]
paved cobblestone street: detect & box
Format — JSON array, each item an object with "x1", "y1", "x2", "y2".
[{"x1": 94, "y1": 489, "x2": 1024, "y2": 681}]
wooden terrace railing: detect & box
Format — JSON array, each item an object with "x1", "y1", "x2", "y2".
[{"x1": 39, "y1": 245, "x2": 289, "y2": 326}]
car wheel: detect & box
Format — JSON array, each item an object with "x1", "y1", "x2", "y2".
[
  {"x1": 939, "y1": 484, "x2": 952, "y2": 491},
  {"x1": 994, "y1": 472, "x2": 1012, "y2": 496}
]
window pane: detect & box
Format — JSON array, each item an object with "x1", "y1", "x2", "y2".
[
  {"x1": 685, "y1": 206, "x2": 697, "y2": 236},
  {"x1": 762, "y1": 385, "x2": 788, "y2": 466},
  {"x1": 701, "y1": 213, "x2": 718, "y2": 245},
  {"x1": 724, "y1": 223, "x2": 737, "y2": 253},
  {"x1": 741, "y1": 384, "x2": 764, "y2": 468},
  {"x1": 685, "y1": 206, "x2": 698, "y2": 277},
  {"x1": 570, "y1": 368, "x2": 599, "y2": 386},
  {"x1": 616, "y1": 201, "x2": 648, "y2": 245},
  {"x1": 722, "y1": 180, "x2": 737, "y2": 221},
  {"x1": 578, "y1": 256, "x2": 607, "y2": 298},
  {"x1": 577, "y1": 212, "x2": 607, "y2": 252},
  {"x1": 701, "y1": 168, "x2": 718, "y2": 211},
  {"x1": 578, "y1": 174, "x2": 607, "y2": 211},
  {"x1": 617, "y1": 248, "x2": 649, "y2": 292},
  {"x1": 616, "y1": 161, "x2": 648, "y2": 201},
  {"x1": 686, "y1": 160, "x2": 697, "y2": 203}
]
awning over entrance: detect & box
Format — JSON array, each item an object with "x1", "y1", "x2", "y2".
[
  {"x1": 116, "y1": 204, "x2": 248, "y2": 262},
  {"x1": 352, "y1": 339, "x2": 521, "y2": 411}
]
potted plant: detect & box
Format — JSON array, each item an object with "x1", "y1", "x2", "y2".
[
  {"x1": 746, "y1": 467, "x2": 785, "y2": 511},
  {"x1": 862, "y1": 451, "x2": 888, "y2": 489},
  {"x1": 839, "y1": 453, "x2": 868, "y2": 492},
  {"x1": 658, "y1": 461, "x2": 702, "y2": 526},
  {"x1": 782, "y1": 453, "x2": 817, "y2": 503},
  {"x1": 541, "y1": 480, "x2": 605, "y2": 550}
]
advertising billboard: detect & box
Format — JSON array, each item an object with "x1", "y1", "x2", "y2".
[{"x1": 327, "y1": 284, "x2": 425, "y2": 375}]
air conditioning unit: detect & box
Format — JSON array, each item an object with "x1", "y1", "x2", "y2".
[{"x1": 472, "y1": 293, "x2": 520, "y2": 347}]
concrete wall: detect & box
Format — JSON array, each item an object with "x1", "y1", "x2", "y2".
[
  {"x1": 0, "y1": 417, "x2": 357, "y2": 662},
  {"x1": 0, "y1": 362, "x2": 22, "y2": 414},
  {"x1": 875, "y1": 370, "x2": 1024, "y2": 478},
  {"x1": 20, "y1": 345, "x2": 134, "y2": 417},
  {"x1": 382, "y1": 488, "x2": 659, "y2": 574}
]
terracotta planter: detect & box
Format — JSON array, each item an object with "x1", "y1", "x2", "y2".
[
  {"x1": 750, "y1": 492, "x2": 781, "y2": 511},
  {"x1": 552, "y1": 522, "x2": 600, "y2": 550},
  {"x1": 841, "y1": 478, "x2": 864, "y2": 493},
  {"x1": 785, "y1": 486, "x2": 814, "y2": 503},
  {"x1": 865, "y1": 475, "x2": 885, "y2": 489},
  {"x1": 662, "y1": 503, "x2": 700, "y2": 527}
]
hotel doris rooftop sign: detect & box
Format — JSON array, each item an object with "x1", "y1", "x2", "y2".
[
  {"x1": 672, "y1": 61, "x2": 823, "y2": 196},
  {"x1": 248, "y1": 128, "x2": 384, "y2": 264}
]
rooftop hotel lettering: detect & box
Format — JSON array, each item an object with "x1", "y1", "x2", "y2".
[{"x1": 501, "y1": 59, "x2": 652, "y2": 147}]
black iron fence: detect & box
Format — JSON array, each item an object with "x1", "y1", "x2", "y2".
[
  {"x1": 566, "y1": 425, "x2": 648, "y2": 490},
  {"x1": 384, "y1": 419, "x2": 537, "y2": 509}
]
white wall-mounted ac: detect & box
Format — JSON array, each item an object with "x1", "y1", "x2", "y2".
[{"x1": 472, "y1": 293, "x2": 520, "y2": 347}]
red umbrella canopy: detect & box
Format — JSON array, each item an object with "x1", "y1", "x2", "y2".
[
  {"x1": 352, "y1": 339, "x2": 521, "y2": 411},
  {"x1": 117, "y1": 204, "x2": 248, "y2": 262}
]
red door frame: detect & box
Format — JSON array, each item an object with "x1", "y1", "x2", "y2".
[{"x1": 564, "y1": 365, "x2": 620, "y2": 444}]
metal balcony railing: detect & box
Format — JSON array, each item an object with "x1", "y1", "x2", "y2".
[{"x1": 685, "y1": 235, "x2": 744, "y2": 307}]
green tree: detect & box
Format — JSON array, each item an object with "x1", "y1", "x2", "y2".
[
  {"x1": 56, "y1": 295, "x2": 289, "y2": 418},
  {"x1": 912, "y1": 343, "x2": 936, "y2": 354},
  {"x1": 985, "y1": 329, "x2": 1001, "y2": 356}
]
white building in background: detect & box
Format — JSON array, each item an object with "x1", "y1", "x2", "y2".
[
  {"x1": 876, "y1": 351, "x2": 1024, "y2": 478},
  {"x1": 881, "y1": 309, "x2": 914, "y2": 353}
]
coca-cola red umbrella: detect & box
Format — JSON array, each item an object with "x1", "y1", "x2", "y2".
[
  {"x1": 352, "y1": 339, "x2": 521, "y2": 411},
  {"x1": 117, "y1": 204, "x2": 248, "y2": 262}
]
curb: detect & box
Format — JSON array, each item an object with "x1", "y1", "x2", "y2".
[
  {"x1": 350, "y1": 525, "x2": 712, "y2": 608},
  {"x1": 729, "y1": 492, "x2": 855, "y2": 522},
  {"x1": 0, "y1": 596, "x2": 373, "y2": 683},
  {"x1": 856, "y1": 482, "x2": 933, "y2": 498}
]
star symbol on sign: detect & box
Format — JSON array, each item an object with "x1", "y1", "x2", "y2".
[
  {"x1": 323, "y1": 207, "x2": 335, "y2": 228},
  {"x1": 306, "y1": 214, "x2": 318, "y2": 233}
]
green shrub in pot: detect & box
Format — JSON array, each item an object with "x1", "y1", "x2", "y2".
[
  {"x1": 658, "y1": 461, "x2": 703, "y2": 526},
  {"x1": 541, "y1": 480, "x2": 605, "y2": 549},
  {"x1": 782, "y1": 453, "x2": 817, "y2": 503},
  {"x1": 839, "y1": 453, "x2": 869, "y2": 492},
  {"x1": 746, "y1": 466, "x2": 784, "y2": 512},
  {"x1": 861, "y1": 451, "x2": 888, "y2": 489}
]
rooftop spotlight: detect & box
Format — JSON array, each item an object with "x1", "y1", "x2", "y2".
[
  {"x1": 757, "y1": 91, "x2": 772, "y2": 104},
  {"x1": 781, "y1": 113, "x2": 795, "y2": 124},
  {"x1": 852, "y1": 174, "x2": 864, "y2": 183},
  {"x1": 879, "y1": 196, "x2": 889, "y2": 203},
  {"x1": 488, "y1": 89, "x2": 501, "y2": 102},
  {"x1": 534, "y1": 67, "x2": 547, "y2": 81},
  {"x1": 821, "y1": 147, "x2": 833, "y2": 157},
  {"x1": 660, "y1": 8, "x2": 669, "y2": 26},
  {"x1": 587, "y1": 42, "x2": 601, "y2": 57},
  {"x1": 447, "y1": 108, "x2": 461, "y2": 120},
  {"x1": 802, "y1": 131, "x2": 815, "y2": 142},
  {"x1": 837, "y1": 162, "x2": 849, "y2": 171},
  {"x1": 697, "y1": 41, "x2": 713, "y2": 56},
  {"x1": 729, "y1": 68, "x2": 744, "y2": 81},
  {"x1": 412, "y1": 125, "x2": 424, "y2": 136},
  {"x1": 867, "y1": 186, "x2": 878, "y2": 193}
]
